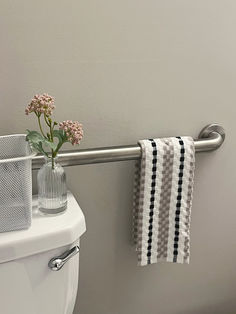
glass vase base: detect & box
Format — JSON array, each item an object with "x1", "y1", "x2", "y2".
[
  {"x1": 38, "y1": 201, "x2": 67, "y2": 215},
  {"x1": 37, "y1": 157, "x2": 67, "y2": 216}
]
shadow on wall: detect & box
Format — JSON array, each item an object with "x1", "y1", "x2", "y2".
[{"x1": 178, "y1": 299, "x2": 236, "y2": 314}]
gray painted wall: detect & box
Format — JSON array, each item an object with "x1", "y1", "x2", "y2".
[{"x1": 1, "y1": 1, "x2": 235, "y2": 314}]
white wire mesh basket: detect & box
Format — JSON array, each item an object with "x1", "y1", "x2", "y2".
[{"x1": 0, "y1": 134, "x2": 36, "y2": 232}]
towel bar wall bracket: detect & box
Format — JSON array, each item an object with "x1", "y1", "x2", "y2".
[
  {"x1": 32, "y1": 123, "x2": 225, "y2": 170},
  {"x1": 198, "y1": 123, "x2": 225, "y2": 142}
]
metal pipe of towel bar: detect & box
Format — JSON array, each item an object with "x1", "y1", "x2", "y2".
[{"x1": 32, "y1": 124, "x2": 225, "y2": 170}]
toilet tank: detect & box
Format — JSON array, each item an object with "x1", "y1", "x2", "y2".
[{"x1": 0, "y1": 192, "x2": 86, "y2": 314}]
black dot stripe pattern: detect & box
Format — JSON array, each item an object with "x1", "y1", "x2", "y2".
[
  {"x1": 147, "y1": 139, "x2": 157, "y2": 264},
  {"x1": 133, "y1": 136, "x2": 195, "y2": 266},
  {"x1": 173, "y1": 136, "x2": 185, "y2": 262}
]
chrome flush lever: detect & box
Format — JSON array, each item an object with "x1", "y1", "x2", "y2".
[{"x1": 48, "y1": 246, "x2": 80, "y2": 271}]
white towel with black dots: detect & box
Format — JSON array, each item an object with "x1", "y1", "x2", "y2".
[{"x1": 133, "y1": 137, "x2": 195, "y2": 266}]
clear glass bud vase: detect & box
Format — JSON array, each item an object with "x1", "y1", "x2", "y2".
[{"x1": 37, "y1": 157, "x2": 67, "y2": 215}]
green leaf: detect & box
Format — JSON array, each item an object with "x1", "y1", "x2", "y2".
[
  {"x1": 52, "y1": 129, "x2": 68, "y2": 154},
  {"x1": 26, "y1": 130, "x2": 51, "y2": 156},
  {"x1": 44, "y1": 140, "x2": 57, "y2": 151},
  {"x1": 26, "y1": 130, "x2": 44, "y2": 144},
  {"x1": 53, "y1": 129, "x2": 67, "y2": 144},
  {"x1": 30, "y1": 142, "x2": 48, "y2": 157}
]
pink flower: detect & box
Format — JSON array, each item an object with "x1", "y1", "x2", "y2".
[
  {"x1": 25, "y1": 93, "x2": 55, "y2": 116},
  {"x1": 59, "y1": 120, "x2": 83, "y2": 145}
]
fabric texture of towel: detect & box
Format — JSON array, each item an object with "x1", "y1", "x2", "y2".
[{"x1": 133, "y1": 137, "x2": 195, "y2": 266}]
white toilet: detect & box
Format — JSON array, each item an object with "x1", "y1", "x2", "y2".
[{"x1": 0, "y1": 192, "x2": 86, "y2": 314}]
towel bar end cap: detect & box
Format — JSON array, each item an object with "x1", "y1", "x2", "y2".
[{"x1": 198, "y1": 124, "x2": 225, "y2": 142}]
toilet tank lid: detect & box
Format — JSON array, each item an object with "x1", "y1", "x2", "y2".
[{"x1": 0, "y1": 191, "x2": 86, "y2": 264}]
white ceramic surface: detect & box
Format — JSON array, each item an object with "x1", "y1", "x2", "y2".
[
  {"x1": 0, "y1": 241, "x2": 80, "y2": 314},
  {"x1": 0, "y1": 192, "x2": 86, "y2": 314},
  {"x1": 0, "y1": 191, "x2": 86, "y2": 263}
]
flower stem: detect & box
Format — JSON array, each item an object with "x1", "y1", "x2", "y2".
[
  {"x1": 44, "y1": 114, "x2": 50, "y2": 127},
  {"x1": 51, "y1": 150, "x2": 55, "y2": 170},
  {"x1": 44, "y1": 114, "x2": 54, "y2": 142},
  {"x1": 50, "y1": 124, "x2": 53, "y2": 142},
  {"x1": 44, "y1": 114, "x2": 55, "y2": 169},
  {"x1": 53, "y1": 136, "x2": 65, "y2": 157},
  {"x1": 37, "y1": 115, "x2": 46, "y2": 138}
]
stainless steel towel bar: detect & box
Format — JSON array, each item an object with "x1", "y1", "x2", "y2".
[{"x1": 32, "y1": 124, "x2": 225, "y2": 170}]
